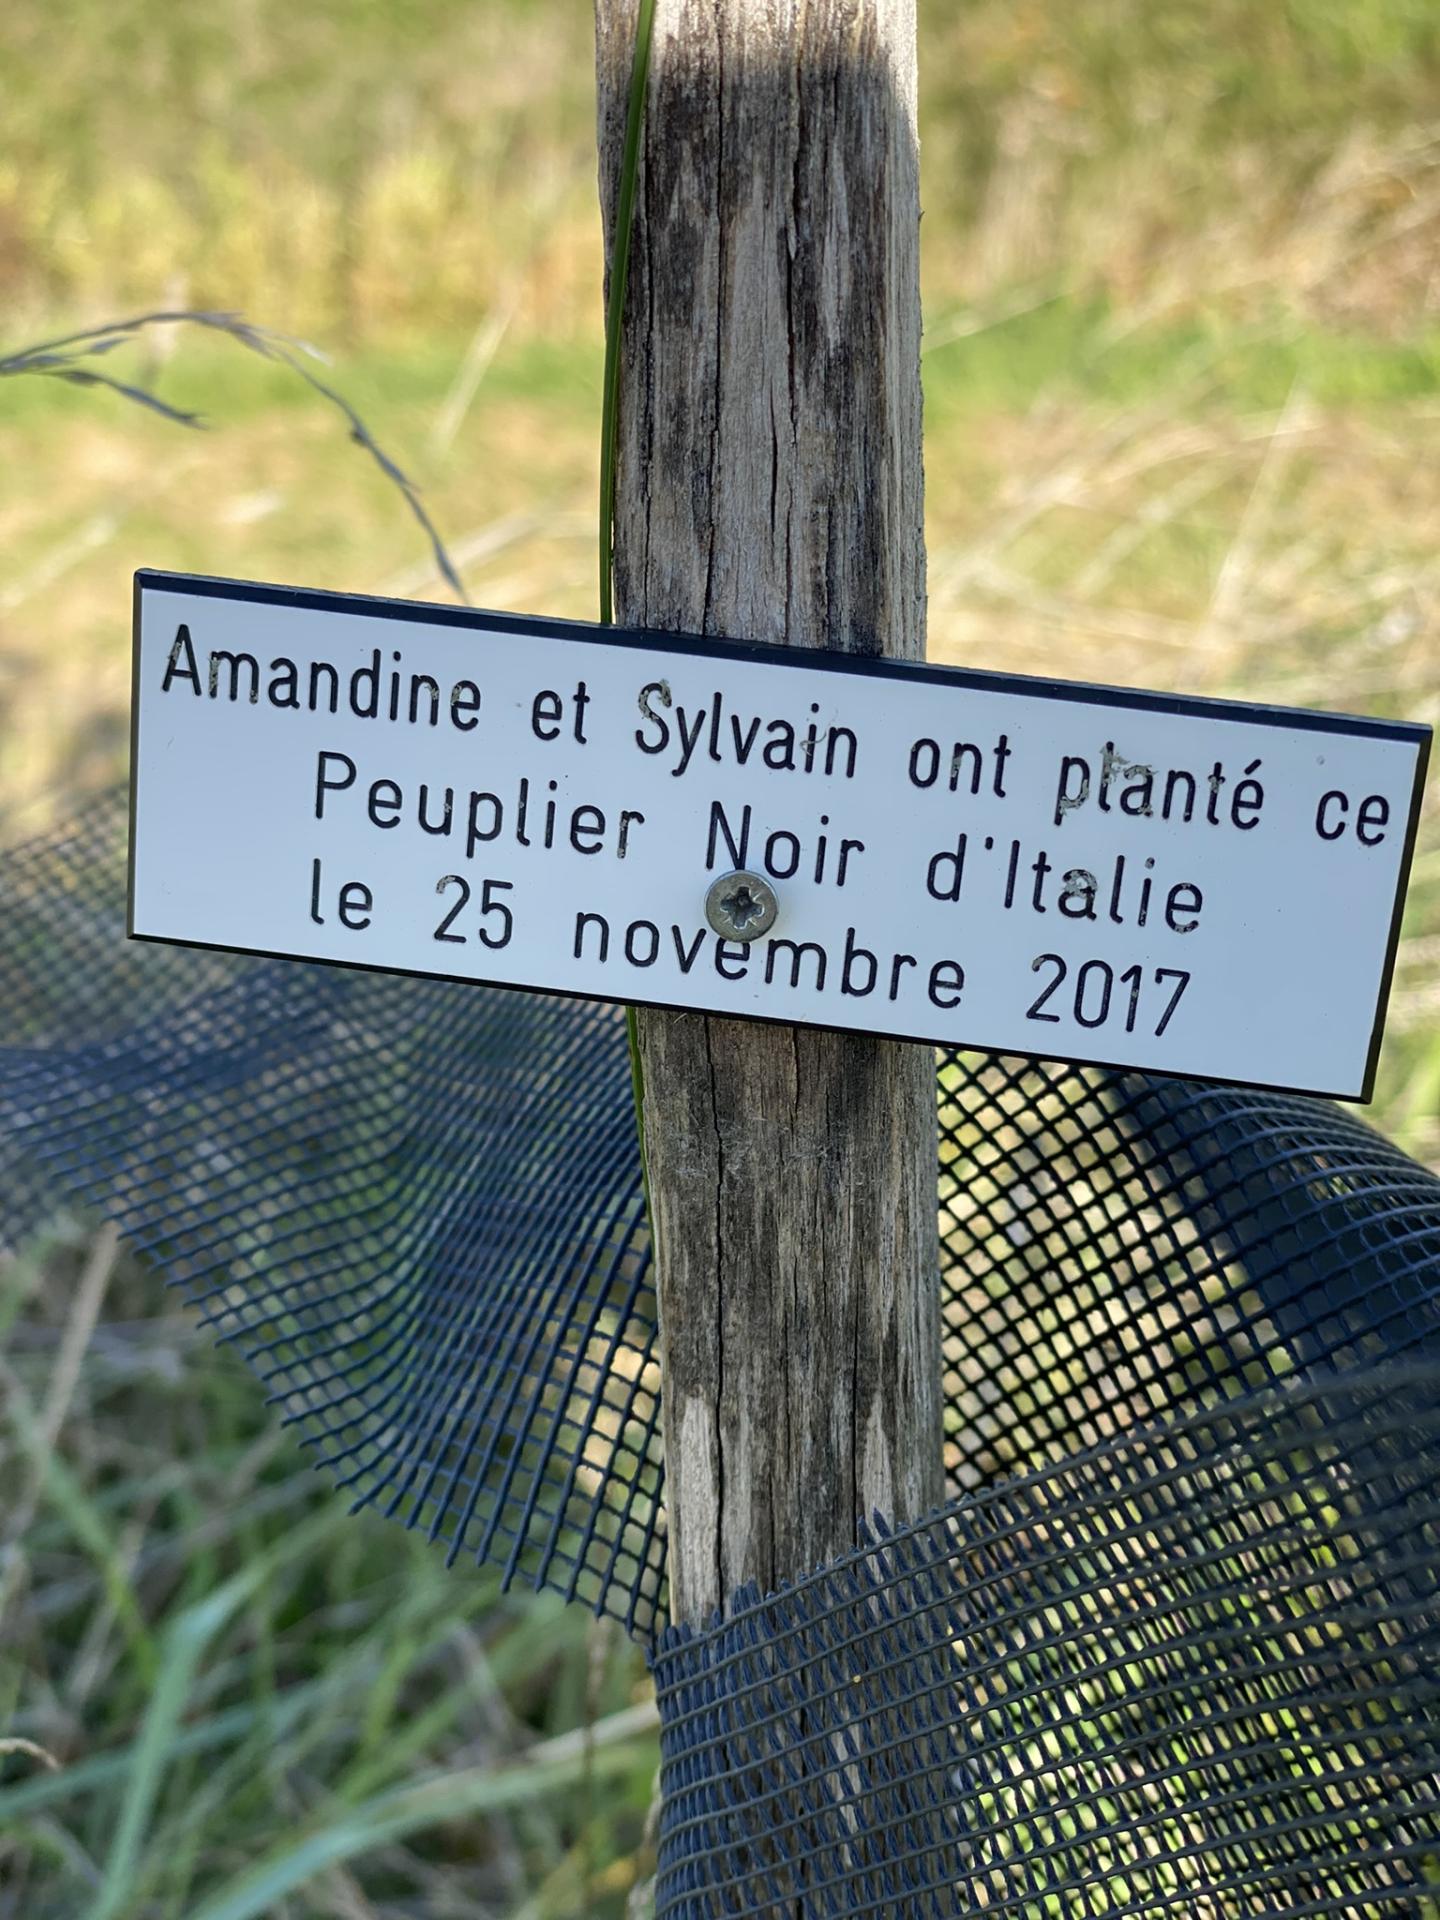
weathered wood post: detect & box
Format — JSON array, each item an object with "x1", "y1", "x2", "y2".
[{"x1": 595, "y1": 0, "x2": 942, "y2": 1630}]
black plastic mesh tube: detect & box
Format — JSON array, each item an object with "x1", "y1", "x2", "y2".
[{"x1": 3, "y1": 793, "x2": 1438, "y2": 1914}]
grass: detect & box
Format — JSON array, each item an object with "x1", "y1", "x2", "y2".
[
  {"x1": 3, "y1": 0, "x2": 1438, "y2": 341},
  {"x1": 3, "y1": 297, "x2": 1435, "y2": 1148},
  {"x1": 2, "y1": 0, "x2": 1439, "y2": 1911},
  {"x1": 0, "y1": 1224, "x2": 661, "y2": 1918}
]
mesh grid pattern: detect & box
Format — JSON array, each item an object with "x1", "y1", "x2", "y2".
[
  {"x1": 1, "y1": 794, "x2": 667, "y2": 1633},
  {"x1": 651, "y1": 1371, "x2": 1440, "y2": 1917},
  {"x1": 4, "y1": 795, "x2": 1440, "y2": 1639},
  {"x1": 938, "y1": 1063, "x2": 1440, "y2": 1493},
  {"x1": 4, "y1": 792, "x2": 1440, "y2": 1915}
]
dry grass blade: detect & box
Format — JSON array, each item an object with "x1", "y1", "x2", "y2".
[
  {"x1": 0, "y1": 311, "x2": 467, "y2": 605},
  {"x1": 430, "y1": 284, "x2": 522, "y2": 459},
  {"x1": 1185, "y1": 376, "x2": 1312, "y2": 680},
  {"x1": 0, "y1": 1224, "x2": 119, "y2": 1635},
  {"x1": 0, "y1": 1737, "x2": 61, "y2": 1773}
]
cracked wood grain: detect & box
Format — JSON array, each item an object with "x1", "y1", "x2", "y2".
[{"x1": 596, "y1": 0, "x2": 942, "y2": 1629}]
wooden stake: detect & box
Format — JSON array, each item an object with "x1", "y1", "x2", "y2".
[{"x1": 595, "y1": 0, "x2": 941, "y2": 1628}]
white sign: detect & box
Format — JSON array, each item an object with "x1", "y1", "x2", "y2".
[{"x1": 129, "y1": 572, "x2": 1430, "y2": 1100}]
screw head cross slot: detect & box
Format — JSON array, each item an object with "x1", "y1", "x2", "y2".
[{"x1": 705, "y1": 871, "x2": 779, "y2": 942}]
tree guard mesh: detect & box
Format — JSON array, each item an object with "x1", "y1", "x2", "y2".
[
  {"x1": 3, "y1": 791, "x2": 1439, "y2": 1912},
  {"x1": 1, "y1": 794, "x2": 666, "y2": 1633},
  {"x1": 651, "y1": 1373, "x2": 1440, "y2": 1918}
]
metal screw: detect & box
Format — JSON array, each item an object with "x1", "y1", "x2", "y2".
[{"x1": 705, "y1": 870, "x2": 778, "y2": 942}]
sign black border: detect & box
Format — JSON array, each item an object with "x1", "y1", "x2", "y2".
[{"x1": 129, "y1": 568, "x2": 1432, "y2": 1104}]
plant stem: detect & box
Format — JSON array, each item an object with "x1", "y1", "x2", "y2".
[{"x1": 598, "y1": 0, "x2": 658, "y2": 1213}]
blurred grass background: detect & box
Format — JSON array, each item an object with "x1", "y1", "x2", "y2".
[{"x1": 1, "y1": 1, "x2": 1438, "y2": 1913}]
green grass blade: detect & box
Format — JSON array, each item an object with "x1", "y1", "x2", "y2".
[
  {"x1": 0, "y1": 1691, "x2": 308, "y2": 1822},
  {"x1": 81, "y1": 1582, "x2": 255, "y2": 1920},
  {"x1": 5, "y1": 1375, "x2": 158, "y2": 1685},
  {"x1": 187, "y1": 1704, "x2": 660, "y2": 1920},
  {"x1": 597, "y1": 0, "x2": 657, "y2": 630},
  {"x1": 81, "y1": 1508, "x2": 340, "y2": 1920}
]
